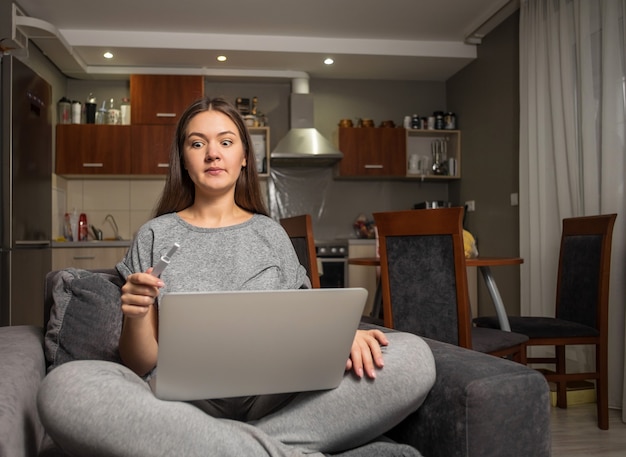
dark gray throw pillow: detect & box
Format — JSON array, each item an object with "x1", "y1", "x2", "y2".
[{"x1": 44, "y1": 268, "x2": 124, "y2": 371}]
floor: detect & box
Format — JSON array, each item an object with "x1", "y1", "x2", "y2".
[{"x1": 551, "y1": 404, "x2": 626, "y2": 456}]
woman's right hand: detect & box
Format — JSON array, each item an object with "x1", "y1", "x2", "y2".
[
  {"x1": 119, "y1": 268, "x2": 162, "y2": 376},
  {"x1": 120, "y1": 268, "x2": 164, "y2": 319}
]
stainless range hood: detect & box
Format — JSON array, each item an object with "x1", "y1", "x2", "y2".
[{"x1": 270, "y1": 87, "x2": 343, "y2": 166}]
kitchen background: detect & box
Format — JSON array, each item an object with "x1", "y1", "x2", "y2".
[
  {"x1": 21, "y1": 11, "x2": 520, "y2": 324},
  {"x1": 53, "y1": 77, "x2": 450, "y2": 242}
]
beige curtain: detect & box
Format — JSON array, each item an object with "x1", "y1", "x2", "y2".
[{"x1": 519, "y1": 0, "x2": 626, "y2": 417}]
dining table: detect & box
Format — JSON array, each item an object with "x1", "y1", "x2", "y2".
[{"x1": 348, "y1": 256, "x2": 523, "y2": 332}]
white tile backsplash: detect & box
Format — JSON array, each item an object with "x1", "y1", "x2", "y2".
[
  {"x1": 83, "y1": 180, "x2": 130, "y2": 210},
  {"x1": 66, "y1": 181, "x2": 84, "y2": 213},
  {"x1": 55, "y1": 177, "x2": 166, "y2": 240},
  {"x1": 54, "y1": 173, "x2": 447, "y2": 242}
]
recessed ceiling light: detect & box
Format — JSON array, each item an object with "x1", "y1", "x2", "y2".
[
  {"x1": 324, "y1": 58, "x2": 334, "y2": 65},
  {"x1": 217, "y1": 55, "x2": 227, "y2": 62},
  {"x1": 103, "y1": 51, "x2": 114, "y2": 59}
]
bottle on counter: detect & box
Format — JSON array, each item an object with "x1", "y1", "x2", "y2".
[
  {"x1": 63, "y1": 212, "x2": 72, "y2": 241},
  {"x1": 85, "y1": 94, "x2": 97, "y2": 124},
  {"x1": 69, "y1": 209, "x2": 79, "y2": 242},
  {"x1": 78, "y1": 213, "x2": 88, "y2": 241},
  {"x1": 120, "y1": 97, "x2": 131, "y2": 125},
  {"x1": 96, "y1": 101, "x2": 107, "y2": 124},
  {"x1": 71, "y1": 100, "x2": 82, "y2": 124},
  {"x1": 57, "y1": 97, "x2": 71, "y2": 124}
]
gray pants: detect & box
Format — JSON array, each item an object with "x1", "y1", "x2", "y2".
[{"x1": 37, "y1": 332, "x2": 435, "y2": 457}]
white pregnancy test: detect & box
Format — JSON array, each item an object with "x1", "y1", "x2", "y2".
[{"x1": 151, "y1": 243, "x2": 180, "y2": 277}]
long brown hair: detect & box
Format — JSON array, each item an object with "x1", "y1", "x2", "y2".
[{"x1": 153, "y1": 97, "x2": 268, "y2": 217}]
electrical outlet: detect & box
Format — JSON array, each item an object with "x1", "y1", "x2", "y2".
[{"x1": 465, "y1": 200, "x2": 476, "y2": 212}]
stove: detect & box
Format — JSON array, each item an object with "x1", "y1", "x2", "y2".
[
  {"x1": 314, "y1": 240, "x2": 348, "y2": 288},
  {"x1": 315, "y1": 240, "x2": 348, "y2": 258}
]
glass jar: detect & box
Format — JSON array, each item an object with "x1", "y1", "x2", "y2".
[
  {"x1": 95, "y1": 102, "x2": 107, "y2": 124},
  {"x1": 107, "y1": 98, "x2": 120, "y2": 125},
  {"x1": 433, "y1": 111, "x2": 444, "y2": 130},
  {"x1": 444, "y1": 112, "x2": 457, "y2": 130}
]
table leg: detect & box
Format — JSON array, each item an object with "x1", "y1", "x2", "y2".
[{"x1": 478, "y1": 266, "x2": 512, "y2": 331}]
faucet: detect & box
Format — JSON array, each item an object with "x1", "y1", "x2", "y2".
[{"x1": 103, "y1": 214, "x2": 123, "y2": 240}]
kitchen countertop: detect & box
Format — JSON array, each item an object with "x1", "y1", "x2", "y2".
[
  {"x1": 51, "y1": 240, "x2": 131, "y2": 248},
  {"x1": 348, "y1": 238, "x2": 376, "y2": 245}
]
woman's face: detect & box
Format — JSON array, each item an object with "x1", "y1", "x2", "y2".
[{"x1": 182, "y1": 110, "x2": 247, "y2": 198}]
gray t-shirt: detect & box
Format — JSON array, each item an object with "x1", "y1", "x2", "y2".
[{"x1": 116, "y1": 213, "x2": 311, "y2": 295}]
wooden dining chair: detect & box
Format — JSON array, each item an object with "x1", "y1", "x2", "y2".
[
  {"x1": 373, "y1": 207, "x2": 528, "y2": 363},
  {"x1": 279, "y1": 214, "x2": 321, "y2": 289},
  {"x1": 474, "y1": 213, "x2": 617, "y2": 429}
]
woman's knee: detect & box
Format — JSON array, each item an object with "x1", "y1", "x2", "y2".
[
  {"x1": 37, "y1": 361, "x2": 144, "y2": 426},
  {"x1": 384, "y1": 332, "x2": 436, "y2": 404}
]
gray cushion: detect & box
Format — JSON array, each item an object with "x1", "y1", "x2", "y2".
[
  {"x1": 0, "y1": 326, "x2": 47, "y2": 457},
  {"x1": 474, "y1": 315, "x2": 599, "y2": 339},
  {"x1": 389, "y1": 337, "x2": 551, "y2": 457},
  {"x1": 471, "y1": 326, "x2": 529, "y2": 353},
  {"x1": 44, "y1": 268, "x2": 124, "y2": 371}
]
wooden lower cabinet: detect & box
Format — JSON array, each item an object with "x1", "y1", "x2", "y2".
[{"x1": 52, "y1": 247, "x2": 128, "y2": 270}]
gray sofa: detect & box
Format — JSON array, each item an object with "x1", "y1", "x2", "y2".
[{"x1": 0, "y1": 269, "x2": 552, "y2": 457}]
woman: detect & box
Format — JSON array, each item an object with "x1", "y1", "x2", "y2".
[{"x1": 38, "y1": 97, "x2": 436, "y2": 456}]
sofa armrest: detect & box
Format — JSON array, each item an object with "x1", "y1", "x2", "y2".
[
  {"x1": 0, "y1": 326, "x2": 47, "y2": 457},
  {"x1": 389, "y1": 338, "x2": 551, "y2": 457}
]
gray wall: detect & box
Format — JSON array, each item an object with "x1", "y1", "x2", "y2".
[{"x1": 447, "y1": 12, "x2": 521, "y2": 316}]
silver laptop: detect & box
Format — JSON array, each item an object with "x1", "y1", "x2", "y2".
[{"x1": 150, "y1": 287, "x2": 367, "y2": 401}]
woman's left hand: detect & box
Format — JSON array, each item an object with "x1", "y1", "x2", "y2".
[{"x1": 346, "y1": 329, "x2": 389, "y2": 379}]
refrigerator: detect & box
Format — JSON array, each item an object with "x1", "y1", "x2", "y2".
[{"x1": 0, "y1": 55, "x2": 52, "y2": 327}]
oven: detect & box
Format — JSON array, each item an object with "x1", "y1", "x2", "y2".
[{"x1": 315, "y1": 241, "x2": 348, "y2": 288}]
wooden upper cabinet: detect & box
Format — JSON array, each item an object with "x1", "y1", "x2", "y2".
[
  {"x1": 130, "y1": 75, "x2": 204, "y2": 125},
  {"x1": 131, "y1": 125, "x2": 176, "y2": 174},
  {"x1": 338, "y1": 127, "x2": 406, "y2": 177},
  {"x1": 56, "y1": 125, "x2": 131, "y2": 175}
]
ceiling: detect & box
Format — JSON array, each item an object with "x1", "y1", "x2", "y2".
[{"x1": 7, "y1": 0, "x2": 519, "y2": 81}]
